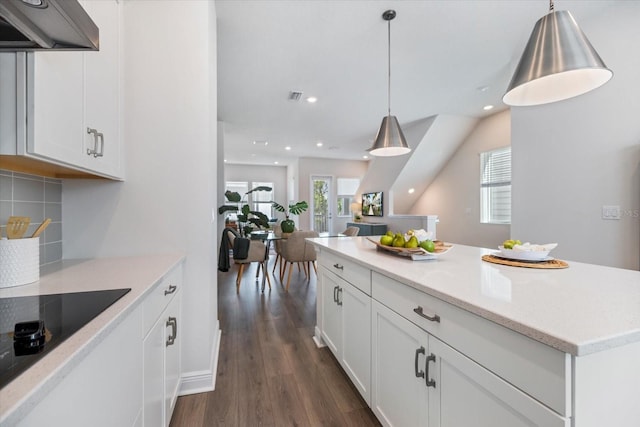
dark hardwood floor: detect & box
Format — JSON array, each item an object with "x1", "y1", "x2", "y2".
[{"x1": 169, "y1": 254, "x2": 381, "y2": 427}]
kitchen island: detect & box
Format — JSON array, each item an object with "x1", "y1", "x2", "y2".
[
  {"x1": 309, "y1": 236, "x2": 640, "y2": 427},
  {"x1": 0, "y1": 253, "x2": 185, "y2": 426}
]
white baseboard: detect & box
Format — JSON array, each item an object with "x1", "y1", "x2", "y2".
[
  {"x1": 178, "y1": 321, "x2": 221, "y2": 396},
  {"x1": 313, "y1": 325, "x2": 326, "y2": 348}
]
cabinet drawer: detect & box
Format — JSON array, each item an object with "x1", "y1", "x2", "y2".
[
  {"x1": 372, "y1": 271, "x2": 571, "y2": 417},
  {"x1": 143, "y1": 265, "x2": 182, "y2": 335},
  {"x1": 319, "y1": 250, "x2": 370, "y2": 295}
]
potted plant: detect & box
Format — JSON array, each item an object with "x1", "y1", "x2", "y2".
[
  {"x1": 272, "y1": 201, "x2": 308, "y2": 233},
  {"x1": 218, "y1": 186, "x2": 272, "y2": 236}
]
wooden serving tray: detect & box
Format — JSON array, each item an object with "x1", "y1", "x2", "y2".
[
  {"x1": 482, "y1": 254, "x2": 569, "y2": 269},
  {"x1": 366, "y1": 237, "x2": 452, "y2": 256}
]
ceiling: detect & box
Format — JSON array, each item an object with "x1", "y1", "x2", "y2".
[{"x1": 216, "y1": 0, "x2": 618, "y2": 166}]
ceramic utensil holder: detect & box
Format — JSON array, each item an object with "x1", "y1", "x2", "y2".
[{"x1": 0, "y1": 237, "x2": 40, "y2": 288}]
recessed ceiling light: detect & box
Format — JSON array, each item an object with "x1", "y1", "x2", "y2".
[
  {"x1": 253, "y1": 140, "x2": 268, "y2": 146},
  {"x1": 483, "y1": 105, "x2": 494, "y2": 111},
  {"x1": 224, "y1": 159, "x2": 227, "y2": 163},
  {"x1": 478, "y1": 85, "x2": 490, "y2": 92},
  {"x1": 408, "y1": 188, "x2": 415, "y2": 194},
  {"x1": 285, "y1": 146, "x2": 291, "y2": 151},
  {"x1": 363, "y1": 155, "x2": 369, "y2": 159},
  {"x1": 316, "y1": 142, "x2": 323, "y2": 147},
  {"x1": 274, "y1": 161, "x2": 279, "y2": 165},
  {"x1": 306, "y1": 96, "x2": 318, "y2": 103}
]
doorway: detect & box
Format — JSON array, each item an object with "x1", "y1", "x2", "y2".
[{"x1": 311, "y1": 176, "x2": 332, "y2": 233}]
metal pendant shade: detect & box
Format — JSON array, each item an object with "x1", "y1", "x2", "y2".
[
  {"x1": 368, "y1": 10, "x2": 410, "y2": 157},
  {"x1": 369, "y1": 115, "x2": 410, "y2": 156},
  {"x1": 503, "y1": 8, "x2": 612, "y2": 106}
]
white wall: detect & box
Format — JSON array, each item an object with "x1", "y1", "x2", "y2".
[
  {"x1": 297, "y1": 157, "x2": 369, "y2": 234},
  {"x1": 511, "y1": 2, "x2": 640, "y2": 271},
  {"x1": 412, "y1": 110, "x2": 511, "y2": 248},
  {"x1": 62, "y1": 0, "x2": 219, "y2": 392}
]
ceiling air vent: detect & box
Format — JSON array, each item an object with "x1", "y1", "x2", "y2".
[{"x1": 288, "y1": 90, "x2": 303, "y2": 101}]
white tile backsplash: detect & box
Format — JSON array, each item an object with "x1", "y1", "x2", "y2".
[{"x1": 0, "y1": 169, "x2": 63, "y2": 265}]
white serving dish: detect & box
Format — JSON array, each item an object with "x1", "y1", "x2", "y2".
[{"x1": 497, "y1": 246, "x2": 553, "y2": 261}]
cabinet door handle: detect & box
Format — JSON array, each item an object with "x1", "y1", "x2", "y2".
[
  {"x1": 425, "y1": 353, "x2": 436, "y2": 388},
  {"x1": 413, "y1": 306, "x2": 440, "y2": 323},
  {"x1": 166, "y1": 317, "x2": 177, "y2": 347},
  {"x1": 333, "y1": 285, "x2": 339, "y2": 303},
  {"x1": 333, "y1": 263, "x2": 343, "y2": 270},
  {"x1": 337, "y1": 287, "x2": 343, "y2": 306},
  {"x1": 95, "y1": 131, "x2": 104, "y2": 157},
  {"x1": 86, "y1": 127, "x2": 104, "y2": 158},
  {"x1": 414, "y1": 346, "x2": 425, "y2": 378},
  {"x1": 164, "y1": 284, "x2": 177, "y2": 296}
]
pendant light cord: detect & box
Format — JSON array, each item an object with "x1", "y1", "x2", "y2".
[{"x1": 387, "y1": 16, "x2": 391, "y2": 116}]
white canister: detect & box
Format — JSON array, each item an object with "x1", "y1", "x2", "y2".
[{"x1": 0, "y1": 237, "x2": 40, "y2": 288}]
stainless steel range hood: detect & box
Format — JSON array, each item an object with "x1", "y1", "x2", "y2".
[{"x1": 0, "y1": 0, "x2": 98, "y2": 51}]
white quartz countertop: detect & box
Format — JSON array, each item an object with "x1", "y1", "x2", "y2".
[
  {"x1": 0, "y1": 253, "x2": 185, "y2": 424},
  {"x1": 309, "y1": 236, "x2": 640, "y2": 356}
]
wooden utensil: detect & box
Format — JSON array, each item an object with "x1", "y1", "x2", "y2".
[
  {"x1": 7, "y1": 216, "x2": 31, "y2": 239},
  {"x1": 31, "y1": 218, "x2": 52, "y2": 238}
]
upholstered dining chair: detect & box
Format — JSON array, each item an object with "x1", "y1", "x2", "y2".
[
  {"x1": 342, "y1": 226, "x2": 360, "y2": 236},
  {"x1": 279, "y1": 230, "x2": 319, "y2": 292},
  {"x1": 226, "y1": 229, "x2": 271, "y2": 293},
  {"x1": 271, "y1": 223, "x2": 299, "y2": 280}
]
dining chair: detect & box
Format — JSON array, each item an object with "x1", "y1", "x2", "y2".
[
  {"x1": 271, "y1": 223, "x2": 299, "y2": 279},
  {"x1": 342, "y1": 226, "x2": 360, "y2": 236},
  {"x1": 226, "y1": 229, "x2": 271, "y2": 293},
  {"x1": 279, "y1": 230, "x2": 319, "y2": 292}
]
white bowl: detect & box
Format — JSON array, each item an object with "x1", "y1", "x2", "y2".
[{"x1": 497, "y1": 246, "x2": 551, "y2": 261}]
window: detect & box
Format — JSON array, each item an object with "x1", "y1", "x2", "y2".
[
  {"x1": 336, "y1": 178, "x2": 360, "y2": 217},
  {"x1": 251, "y1": 181, "x2": 274, "y2": 219},
  {"x1": 225, "y1": 181, "x2": 248, "y2": 198},
  {"x1": 480, "y1": 147, "x2": 511, "y2": 224},
  {"x1": 223, "y1": 181, "x2": 249, "y2": 221}
]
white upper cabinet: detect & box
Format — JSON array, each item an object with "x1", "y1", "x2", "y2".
[{"x1": 25, "y1": 0, "x2": 122, "y2": 179}]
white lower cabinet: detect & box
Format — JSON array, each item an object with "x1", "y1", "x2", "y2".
[
  {"x1": 316, "y1": 251, "x2": 570, "y2": 427},
  {"x1": 371, "y1": 300, "x2": 567, "y2": 427},
  {"x1": 143, "y1": 266, "x2": 182, "y2": 427},
  {"x1": 429, "y1": 337, "x2": 567, "y2": 427},
  {"x1": 371, "y1": 300, "x2": 429, "y2": 426},
  {"x1": 17, "y1": 305, "x2": 144, "y2": 427},
  {"x1": 319, "y1": 266, "x2": 371, "y2": 403}
]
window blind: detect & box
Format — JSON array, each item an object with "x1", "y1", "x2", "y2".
[{"x1": 480, "y1": 147, "x2": 511, "y2": 224}]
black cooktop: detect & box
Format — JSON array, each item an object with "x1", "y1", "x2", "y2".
[{"x1": 0, "y1": 288, "x2": 131, "y2": 389}]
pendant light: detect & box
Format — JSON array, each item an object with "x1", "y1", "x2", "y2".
[
  {"x1": 368, "y1": 9, "x2": 411, "y2": 157},
  {"x1": 503, "y1": 0, "x2": 612, "y2": 106}
]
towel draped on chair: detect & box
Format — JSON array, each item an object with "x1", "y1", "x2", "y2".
[{"x1": 218, "y1": 227, "x2": 239, "y2": 271}]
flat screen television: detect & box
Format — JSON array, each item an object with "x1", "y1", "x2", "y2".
[{"x1": 362, "y1": 191, "x2": 383, "y2": 217}]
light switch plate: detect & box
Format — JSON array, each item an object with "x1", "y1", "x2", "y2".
[{"x1": 602, "y1": 205, "x2": 621, "y2": 220}]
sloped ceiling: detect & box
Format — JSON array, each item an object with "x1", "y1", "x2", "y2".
[{"x1": 216, "y1": 0, "x2": 619, "y2": 166}]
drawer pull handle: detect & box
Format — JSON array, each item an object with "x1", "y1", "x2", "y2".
[
  {"x1": 425, "y1": 353, "x2": 436, "y2": 388},
  {"x1": 333, "y1": 263, "x2": 344, "y2": 270},
  {"x1": 337, "y1": 287, "x2": 343, "y2": 306},
  {"x1": 414, "y1": 346, "x2": 425, "y2": 378},
  {"x1": 166, "y1": 317, "x2": 177, "y2": 346},
  {"x1": 164, "y1": 284, "x2": 177, "y2": 295},
  {"x1": 413, "y1": 306, "x2": 440, "y2": 323},
  {"x1": 333, "y1": 285, "x2": 339, "y2": 303}
]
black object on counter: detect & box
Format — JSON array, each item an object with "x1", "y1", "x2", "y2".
[{"x1": 13, "y1": 320, "x2": 46, "y2": 355}]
